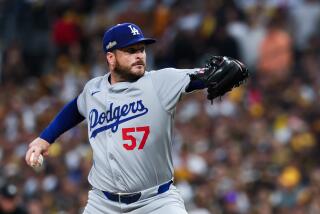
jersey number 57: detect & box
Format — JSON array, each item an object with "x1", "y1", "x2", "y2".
[{"x1": 121, "y1": 126, "x2": 150, "y2": 150}]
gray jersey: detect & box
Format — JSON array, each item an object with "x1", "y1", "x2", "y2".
[{"x1": 77, "y1": 68, "x2": 197, "y2": 193}]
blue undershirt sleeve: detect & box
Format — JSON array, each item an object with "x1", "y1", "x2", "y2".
[
  {"x1": 185, "y1": 79, "x2": 207, "y2": 92},
  {"x1": 40, "y1": 97, "x2": 85, "y2": 144}
]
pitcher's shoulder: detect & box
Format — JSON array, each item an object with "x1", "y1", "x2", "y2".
[
  {"x1": 147, "y1": 68, "x2": 176, "y2": 74},
  {"x1": 145, "y1": 68, "x2": 177, "y2": 79}
]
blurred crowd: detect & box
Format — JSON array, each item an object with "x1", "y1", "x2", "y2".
[{"x1": 1, "y1": 0, "x2": 320, "y2": 213}]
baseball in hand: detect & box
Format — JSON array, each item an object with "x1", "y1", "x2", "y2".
[{"x1": 30, "y1": 153, "x2": 44, "y2": 169}]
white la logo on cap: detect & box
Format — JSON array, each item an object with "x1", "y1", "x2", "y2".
[{"x1": 128, "y1": 25, "x2": 140, "y2": 36}]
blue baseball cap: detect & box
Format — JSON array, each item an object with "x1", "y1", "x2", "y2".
[{"x1": 102, "y1": 23, "x2": 156, "y2": 53}]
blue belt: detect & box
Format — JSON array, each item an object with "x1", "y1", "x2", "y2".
[{"x1": 102, "y1": 180, "x2": 173, "y2": 204}]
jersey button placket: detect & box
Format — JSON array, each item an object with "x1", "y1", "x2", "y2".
[{"x1": 105, "y1": 102, "x2": 119, "y2": 190}]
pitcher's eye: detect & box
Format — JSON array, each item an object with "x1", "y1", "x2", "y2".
[
  {"x1": 125, "y1": 47, "x2": 145, "y2": 54},
  {"x1": 127, "y1": 48, "x2": 136, "y2": 53}
]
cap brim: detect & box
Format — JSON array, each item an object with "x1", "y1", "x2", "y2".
[{"x1": 118, "y1": 38, "x2": 156, "y2": 49}]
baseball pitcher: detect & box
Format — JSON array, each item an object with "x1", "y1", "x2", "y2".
[{"x1": 25, "y1": 23, "x2": 249, "y2": 213}]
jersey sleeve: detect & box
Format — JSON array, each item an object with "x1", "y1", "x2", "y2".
[
  {"x1": 150, "y1": 68, "x2": 198, "y2": 112},
  {"x1": 77, "y1": 83, "x2": 88, "y2": 117}
]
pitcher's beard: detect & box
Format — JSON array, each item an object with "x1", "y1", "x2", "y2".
[{"x1": 114, "y1": 61, "x2": 145, "y2": 82}]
